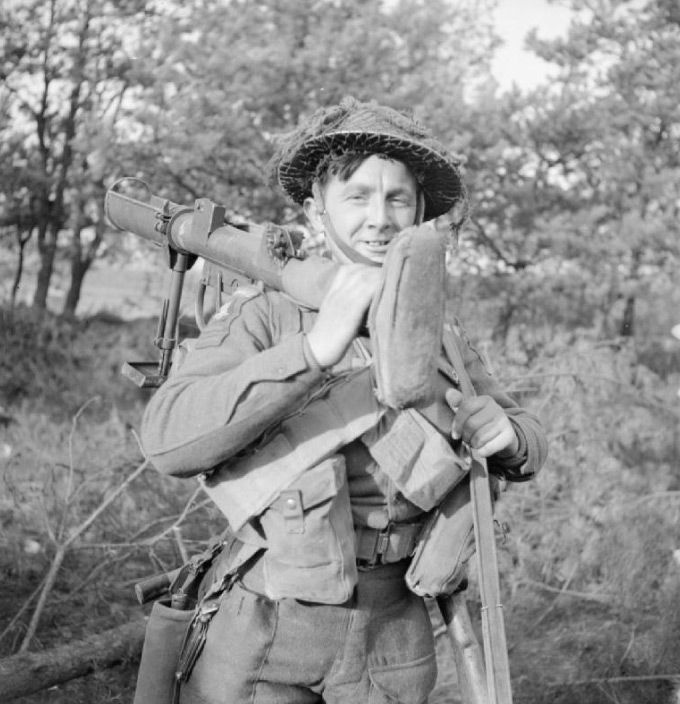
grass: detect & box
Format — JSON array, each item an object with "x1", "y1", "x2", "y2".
[{"x1": 2, "y1": 282, "x2": 680, "y2": 702}]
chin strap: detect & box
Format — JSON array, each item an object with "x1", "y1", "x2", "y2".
[
  {"x1": 415, "y1": 190, "x2": 425, "y2": 226},
  {"x1": 311, "y1": 183, "x2": 427, "y2": 266},
  {"x1": 312, "y1": 182, "x2": 379, "y2": 266}
]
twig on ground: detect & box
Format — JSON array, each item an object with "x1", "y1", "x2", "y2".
[
  {"x1": 0, "y1": 574, "x2": 48, "y2": 646},
  {"x1": 60, "y1": 397, "x2": 101, "y2": 541},
  {"x1": 18, "y1": 457, "x2": 150, "y2": 653},
  {"x1": 522, "y1": 562, "x2": 579, "y2": 637},
  {"x1": 520, "y1": 578, "x2": 613, "y2": 603},
  {"x1": 546, "y1": 673, "x2": 680, "y2": 687}
]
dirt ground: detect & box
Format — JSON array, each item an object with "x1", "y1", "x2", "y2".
[{"x1": 4, "y1": 580, "x2": 678, "y2": 704}]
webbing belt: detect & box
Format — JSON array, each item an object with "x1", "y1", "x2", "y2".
[{"x1": 355, "y1": 522, "x2": 422, "y2": 568}]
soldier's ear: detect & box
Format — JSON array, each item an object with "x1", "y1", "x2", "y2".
[{"x1": 303, "y1": 197, "x2": 324, "y2": 233}]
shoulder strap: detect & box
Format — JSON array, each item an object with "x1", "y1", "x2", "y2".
[{"x1": 441, "y1": 323, "x2": 476, "y2": 398}]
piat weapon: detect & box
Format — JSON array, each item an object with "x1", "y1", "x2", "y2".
[
  {"x1": 107, "y1": 179, "x2": 513, "y2": 704},
  {"x1": 104, "y1": 177, "x2": 339, "y2": 387}
]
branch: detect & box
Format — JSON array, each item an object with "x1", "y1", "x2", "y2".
[
  {"x1": 519, "y1": 578, "x2": 614, "y2": 603},
  {"x1": 545, "y1": 673, "x2": 680, "y2": 688},
  {"x1": 18, "y1": 457, "x2": 150, "y2": 653},
  {"x1": 1, "y1": 620, "x2": 147, "y2": 700},
  {"x1": 60, "y1": 397, "x2": 101, "y2": 541}
]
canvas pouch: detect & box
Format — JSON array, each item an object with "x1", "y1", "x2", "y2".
[
  {"x1": 259, "y1": 454, "x2": 358, "y2": 604},
  {"x1": 405, "y1": 473, "x2": 502, "y2": 597},
  {"x1": 133, "y1": 598, "x2": 194, "y2": 704}
]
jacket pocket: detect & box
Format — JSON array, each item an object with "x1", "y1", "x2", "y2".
[
  {"x1": 259, "y1": 454, "x2": 358, "y2": 604},
  {"x1": 368, "y1": 652, "x2": 438, "y2": 704}
]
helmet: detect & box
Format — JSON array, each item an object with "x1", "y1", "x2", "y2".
[{"x1": 269, "y1": 97, "x2": 466, "y2": 223}]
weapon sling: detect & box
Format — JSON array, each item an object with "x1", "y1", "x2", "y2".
[{"x1": 440, "y1": 327, "x2": 514, "y2": 704}]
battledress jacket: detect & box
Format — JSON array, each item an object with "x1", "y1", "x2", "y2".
[{"x1": 141, "y1": 288, "x2": 548, "y2": 535}]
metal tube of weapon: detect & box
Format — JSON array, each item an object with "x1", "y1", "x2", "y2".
[
  {"x1": 104, "y1": 179, "x2": 339, "y2": 310},
  {"x1": 106, "y1": 178, "x2": 340, "y2": 387}
]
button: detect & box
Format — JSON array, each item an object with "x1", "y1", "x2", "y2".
[{"x1": 285, "y1": 498, "x2": 297, "y2": 510}]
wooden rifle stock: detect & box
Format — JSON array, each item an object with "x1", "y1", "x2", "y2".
[
  {"x1": 469, "y1": 452, "x2": 513, "y2": 704},
  {"x1": 436, "y1": 454, "x2": 513, "y2": 704}
]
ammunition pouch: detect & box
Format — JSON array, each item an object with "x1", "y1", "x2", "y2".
[
  {"x1": 257, "y1": 454, "x2": 358, "y2": 604},
  {"x1": 363, "y1": 408, "x2": 470, "y2": 512},
  {"x1": 405, "y1": 473, "x2": 503, "y2": 598}
]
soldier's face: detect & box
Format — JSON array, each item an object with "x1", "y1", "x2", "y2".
[{"x1": 308, "y1": 155, "x2": 419, "y2": 264}]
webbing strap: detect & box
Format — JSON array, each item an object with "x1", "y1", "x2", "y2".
[
  {"x1": 312, "y1": 182, "x2": 379, "y2": 267},
  {"x1": 310, "y1": 182, "x2": 425, "y2": 266}
]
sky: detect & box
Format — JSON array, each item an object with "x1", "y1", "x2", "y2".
[{"x1": 491, "y1": 0, "x2": 574, "y2": 90}]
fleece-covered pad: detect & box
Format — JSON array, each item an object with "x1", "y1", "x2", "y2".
[{"x1": 368, "y1": 225, "x2": 447, "y2": 409}]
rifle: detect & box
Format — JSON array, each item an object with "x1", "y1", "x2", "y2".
[
  {"x1": 104, "y1": 178, "x2": 339, "y2": 387},
  {"x1": 107, "y1": 179, "x2": 513, "y2": 704}
]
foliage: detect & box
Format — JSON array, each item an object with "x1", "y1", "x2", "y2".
[
  {"x1": 491, "y1": 334, "x2": 680, "y2": 703},
  {"x1": 0, "y1": 304, "x2": 157, "y2": 417},
  {"x1": 1, "y1": 0, "x2": 680, "y2": 700},
  {"x1": 2, "y1": 299, "x2": 680, "y2": 701},
  {"x1": 0, "y1": 0, "x2": 498, "y2": 314},
  {"x1": 0, "y1": 307, "x2": 224, "y2": 704},
  {"x1": 109, "y1": 0, "x2": 498, "y2": 221}
]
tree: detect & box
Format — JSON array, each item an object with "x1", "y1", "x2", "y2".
[
  {"x1": 114, "y1": 0, "x2": 499, "y2": 223},
  {"x1": 1, "y1": 0, "x2": 501, "y2": 314},
  {"x1": 441, "y1": 0, "x2": 680, "y2": 348},
  {"x1": 0, "y1": 134, "x2": 39, "y2": 308},
  {"x1": 0, "y1": 0, "x2": 153, "y2": 313},
  {"x1": 520, "y1": 0, "x2": 680, "y2": 338}
]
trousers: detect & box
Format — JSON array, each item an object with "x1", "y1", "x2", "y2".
[{"x1": 179, "y1": 558, "x2": 437, "y2": 704}]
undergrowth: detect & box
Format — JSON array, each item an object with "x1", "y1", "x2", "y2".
[{"x1": 2, "y1": 303, "x2": 680, "y2": 703}]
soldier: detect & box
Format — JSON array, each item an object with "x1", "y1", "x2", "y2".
[{"x1": 140, "y1": 97, "x2": 548, "y2": 704}]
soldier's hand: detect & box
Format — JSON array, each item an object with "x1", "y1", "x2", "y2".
[
  {"x1": 445, "y1": 389, "x2": 520, "y2": 459},
  {"x1": 306, "y1": 264, "x2": 381, "y2": 368}
]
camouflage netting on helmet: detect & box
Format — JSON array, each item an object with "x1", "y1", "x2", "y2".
[{"x1": 268, "y1": 97, "x2": 468, "y2": 224}]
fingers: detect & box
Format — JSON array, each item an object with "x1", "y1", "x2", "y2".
[
  {"x1": 445, "y1": 388, "x2": 464, "y2": 411},
  {"x1": 469, "y1": 423, "x2": 518, "y2": 458},
  {"x1": 450, "y1": 394, "x2": 519, "y2": 458},
  {"x1": 306, "y1": 265, "x2": 381, "y2": 368}
]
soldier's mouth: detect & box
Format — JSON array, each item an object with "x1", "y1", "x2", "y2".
[{"x1": 362, "y1": 239, "x2": 391, "y2": 250}]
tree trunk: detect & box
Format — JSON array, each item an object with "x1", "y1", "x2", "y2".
[
  {"x1": 10, "y1": 231, "x2": 27, "y2": 309},
  {"x1": 33, "y1": 222, "x2": 58, "y2": 310},
  {"x1": 62, "y1": 255, "x2": 88, "y2": 318},
  {"x1": 619, "y1": 294, "x2": 635, "y2": 337},
  {"x1": 0, "y1": 619, "x2": 146, "y2": 701},
  {"x1": 63, "y1": 189, "x2": 106, "y2": 317}
]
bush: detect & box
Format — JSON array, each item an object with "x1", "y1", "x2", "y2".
[{"x1": 0, "y1": 304, "x2": 158, "y2": 419}]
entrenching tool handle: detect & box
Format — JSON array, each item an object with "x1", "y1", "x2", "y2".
[
  {"x1": 134, "y1": 568, "x2": 181, "y2": 605},
  {"x1": 437, "y1": 592, "x2": 489, "y2": 704}
]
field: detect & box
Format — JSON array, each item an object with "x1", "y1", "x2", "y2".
[{"x1": 2, "y1": 260, "x2": 680, "y2": 703}]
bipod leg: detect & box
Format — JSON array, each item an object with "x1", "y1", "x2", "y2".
[{"x1": 437, "y1": 592, "x2": 489, "y2": 704}]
